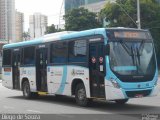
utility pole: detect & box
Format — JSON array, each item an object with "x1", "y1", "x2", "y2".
[{"x1": 136, "y1": 0, "x2": 141, "y2": 29}]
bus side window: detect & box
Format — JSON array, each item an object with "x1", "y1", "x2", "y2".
[
  {"x1": 23, "y1": 46, "x2": 35, "y2": 65},
  {"x1": 50, "y1": 42, "x2": 68, "y2": 64},
  {"x1": 3, "y1": 49, "x2": 11, "y2": 66},
  {"x1": 68, "y1": 40, "x2": 87, "y2": 63}
]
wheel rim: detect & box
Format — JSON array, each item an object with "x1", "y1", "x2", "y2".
[
  {"x1": 24, "y1": 84, "x2": 29, "y2": 97},
  {"x1": 77, "y1": 88, "x2": 86, "y2": 100}
]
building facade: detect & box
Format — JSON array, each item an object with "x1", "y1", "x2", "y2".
[
  {"x1": 85, "y1": 0, "x2": 105, "y2": 4},
  {"x1": 0, "y1": 0, "x2": 16, "y2": 43},
  {"x1": 16, "y1": 11, "x2": 24, "y2": 42},
  {"x1": 29, "y1": 13, "x2": 48, "y2": 39},
  {"x1": 65, "y1": 0, "x2": 106, "y2": 13},
  {"x1": 81, "y1": 1, "x2": 106, "y2": 13}
]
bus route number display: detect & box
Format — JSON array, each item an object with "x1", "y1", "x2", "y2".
[{"x1": 114, "y1": 31, "x2": 147, "y2": 39}]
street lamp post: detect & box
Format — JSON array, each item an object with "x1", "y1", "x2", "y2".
[{"x1": 136, "y1": 0, "x2": 141, "y2": 29}]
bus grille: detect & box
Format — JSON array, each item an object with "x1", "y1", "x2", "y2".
[{"x1": 126, "y1": 90, "x2": 152, "y2": 98}]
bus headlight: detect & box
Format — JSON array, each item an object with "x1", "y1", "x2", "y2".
[{"x1": 111, "y1": 79, "x2": 120, "y2": 88}]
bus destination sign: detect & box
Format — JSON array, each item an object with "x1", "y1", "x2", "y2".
[{"x1": 114, "y1": 31, "x2": 148, "y2": 39}]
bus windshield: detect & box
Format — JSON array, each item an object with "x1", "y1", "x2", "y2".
[
  {"x1": 109, "y1": 40, "x2": 156, "y2": 77},
  {"x1": 106, "y1": 29, "x2": 156, "y2": 82}
]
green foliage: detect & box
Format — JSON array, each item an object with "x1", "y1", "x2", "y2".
[
  {"x1": 46, "y1": 24, "x2": 65, "y2": 34},
  {"x1": 100, "y1": 0, "x2": 160, "y2": 67},
  {"x1": 64, "y1": 7, "x2": 102, "y2": 31},
  {"x1": 46, "y1": 24, "x2": 57, "y2": 34},
  {"x1": 23, "y1": 32, "x2": 30, "y2": 41}
]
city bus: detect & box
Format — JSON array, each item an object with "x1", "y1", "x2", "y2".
[{"x1": 2, "y1": 28, "x2": 159, "y2": 106}]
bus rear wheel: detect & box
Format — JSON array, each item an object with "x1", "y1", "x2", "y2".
[
  {"x1": 75, "y1": 83, "x2": 89, "y2": 107},
  {"x1": 22, "y1": 81, "x2": 38, "y2": 99},
  {"x1": 115, "y1": 99, "x2": 129, "y2": 104}
]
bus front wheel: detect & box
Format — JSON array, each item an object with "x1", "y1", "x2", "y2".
[
  {"x1": 115, "y1": 99, "x2": 129, "y2": 104},
  {"x1": 75, "y1": 83, "x2": 88, "y2": 107}
]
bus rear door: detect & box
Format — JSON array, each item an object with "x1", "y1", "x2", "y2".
[
  {"x1": 12, "y1": 49, "x2": 20, "y2": 90},
  {"x1": 36, "y1": 46, "x2": 48, "y2": 92}
]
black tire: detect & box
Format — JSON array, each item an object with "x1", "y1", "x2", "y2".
[
  {"x1": 115, "y1": 99, "x2": 129, "y2": 104},
  {"x1": 75, "y1": 83, "x2": 89, "y2": 107},
  {"x1": 22, "y1": 81, "x2": 38, "y2": 99}
]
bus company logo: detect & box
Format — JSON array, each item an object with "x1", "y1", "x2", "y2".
[
  {"x1": 71, "y1": 69, "x2": 76, "y2": 76},
  {"x1": 71, "y1": 69, "x2": 84, "y2": 76}
]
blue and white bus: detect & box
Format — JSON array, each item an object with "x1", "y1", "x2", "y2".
[{"x1": 2, "y1": 28, "x2": 159, "y2": 106}]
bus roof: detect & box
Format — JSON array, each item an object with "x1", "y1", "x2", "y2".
[
  {"x1": 3, "y1": 27, "x2": 148, "y2": 49},
  {"x1": 3, "y1": 28, "x2": 106, "y2": 49}
]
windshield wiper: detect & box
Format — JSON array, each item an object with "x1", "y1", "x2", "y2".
[
  {"x1": 138, "y1": 40, "x2": 145, "y2": 56},
  {"x1": 136, "y1": 40, "x2": 145, "y2": 65},
  {"x1": 120, "y1": 40, "x2": 136, "y2": 66},
  {"x1": 120, "y1": 40, "x2": 132, "y2": 56}
]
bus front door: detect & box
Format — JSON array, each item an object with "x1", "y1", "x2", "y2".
[
  {"x1": 12, "y1": 50, "x2": 20, "y2": 90},
  {"x1": 89, "y1": 42, "x2": 105, "y2": 98},
  {"x1": 36, "y1": 48, "x2": 48, "y2": 92}
]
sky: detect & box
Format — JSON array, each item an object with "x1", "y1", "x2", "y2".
[{"x1": 15, "y1": 0, "x2": 64, "y2": 31}]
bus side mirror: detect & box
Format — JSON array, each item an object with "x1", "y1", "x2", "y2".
[{"x1": 105, "y1": 44, "x2": 110, "y2": 55}]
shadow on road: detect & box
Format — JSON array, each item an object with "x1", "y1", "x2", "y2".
[{"x1": 7, "y1": 95, "x2": 160, "y2": 114}]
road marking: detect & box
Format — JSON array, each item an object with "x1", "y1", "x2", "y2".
[
  {"x1": 26, "y1": 110, "x2": 42, "y2": 113},
  {"x1": 3, "y1": 106, "x2": 15, "y2": 109}
]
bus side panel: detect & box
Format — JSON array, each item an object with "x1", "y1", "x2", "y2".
[
  {"x1": 47, "y1": 66, "x2": 90, "y2": 97},
  {"x1": 2, "y1": 67, "x2": 13, "y2": 89},
  {"x1": 48, "y1": 66, "x2": 71, "y2": 95},
  {"x1": 47, "y1": 66, "x2": 65, "y2": 94},
  {"x1": 20, "y1": 67, "x2": 37, "y2": 92},
  {"x1": 65, "y1": 66, "x2": 90, "y2": 97}
]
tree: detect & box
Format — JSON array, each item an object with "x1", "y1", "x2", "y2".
[
  {"x1": 64, "y1": 7, "x2": 102, "y2": 31},
  {"x1": 23, "y1": 32, "x2": 30, "y2": 41},
  {"x1": 46, "y1": 24, "x2": 57, "y2": 34},
  {"x1": 45, "y1": 24, "x2": 65, "y2": 34},
  {"x1": 100, "y1": 0, "x2": 160, "y2": 67}
]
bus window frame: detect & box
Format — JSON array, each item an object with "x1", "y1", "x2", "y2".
[
  {"x1": 21, "y1": 45, "x2": 36, "y2": 66},
  {"x1": 2, "y1": 49, "x2": 12, "y2": 67},
  {"x1": 49, "y1": 41, "x2": 68, "y2": 65}
]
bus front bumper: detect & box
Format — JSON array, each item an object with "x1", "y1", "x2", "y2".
[{"x1": 105, "y1": 82, "x2": 159, "y2": 100}]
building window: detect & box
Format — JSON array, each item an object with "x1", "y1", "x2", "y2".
[
  {"x1": 50, "y1": 42, "x2": 68, "y2": 64},
  {"x1": 69, "y1": 40, "x2": 87, "y2": 63}
]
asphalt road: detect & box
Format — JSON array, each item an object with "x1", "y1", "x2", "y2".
[{"x1": 0, "y1": 80, "x2": 160, "y2": 120}]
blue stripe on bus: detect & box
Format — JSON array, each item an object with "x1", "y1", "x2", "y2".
[
  {"x1": 56, "y1": 66, "x2": 67, "y2": 94},
  {"x1": 3, "y1": 38, "x2": 43, "y2": 49}
]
